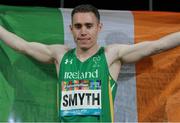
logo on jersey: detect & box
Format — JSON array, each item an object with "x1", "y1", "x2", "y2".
[
  {"x1": 64, "y1": 69, "x2": 98, "y2": 79},
  {"x1": 65, "y1": 59, "x2": 73, "y2": 64},
  {"x1": 93, "y1": 56, "x2": 101, "y2": 68}
]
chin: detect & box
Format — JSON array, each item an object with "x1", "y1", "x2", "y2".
[
  {"x1": 80, "y1": 47, "x2": 89, "y2": 50},
  {"x1": 79, "y1": 45, "x2": 91, "y2": 50}
]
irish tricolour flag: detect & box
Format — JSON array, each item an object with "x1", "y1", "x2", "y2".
[{"x1": 0, "y1": 5, "x2": 180, "y2": 122}]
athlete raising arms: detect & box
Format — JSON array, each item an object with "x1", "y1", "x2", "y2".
[{"x1": 0, "y1": 4, "x2": 180, "y2": 122}]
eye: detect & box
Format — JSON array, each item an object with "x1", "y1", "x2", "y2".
[
  {"x1": 74, "y1": 24, "x2": 82, "y2": 29},
  {"x1": 85, "y1": 23, "x2": 93, "y2": 29}
]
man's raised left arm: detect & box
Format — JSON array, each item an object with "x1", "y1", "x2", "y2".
[{"x1": 116, "y1": 31, "x2": 180, "y2": 64}]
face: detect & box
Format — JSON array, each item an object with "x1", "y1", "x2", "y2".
[{"x1": 70, "y1": 12, "x2": 102, "y2": 50}]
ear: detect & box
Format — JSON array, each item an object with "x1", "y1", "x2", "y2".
[
  {"x1": 98, "y1": 22, "x2": 103, "y2": 32},
  {"x1": 69, "y1": 25, "x2": 73, "y2": 32}
]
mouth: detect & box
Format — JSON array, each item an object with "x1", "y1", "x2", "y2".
[
  {"x1": 77, "y1": 38, "x2": 91, "y2": 44},
  {"x1": 77, "y1": 37, "x2": 91, "y2": 41}
]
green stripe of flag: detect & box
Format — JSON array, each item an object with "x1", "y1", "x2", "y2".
[{"x1": 0, "y1": 5, "x2": 64, "y2": 122}]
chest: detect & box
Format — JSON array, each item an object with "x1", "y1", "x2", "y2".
[{"x1": 60, "y1": 55, "x2": 106, "y2": 80}]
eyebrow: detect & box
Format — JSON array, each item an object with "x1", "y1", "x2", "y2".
[
  {"x1": 85, "y1": 23, "x2": 93, "y2": 26},
  {"x1": 74, "y1": 22, "x2": 94, "y2": 26}
]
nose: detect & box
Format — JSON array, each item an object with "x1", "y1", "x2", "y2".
[{"x1": 80, "y1": 26, "x2": 87, "y2": 36}]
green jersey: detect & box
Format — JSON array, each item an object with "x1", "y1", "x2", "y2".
[{"x1": 58, "y1": 47, "x2": 117, "y2": 122}]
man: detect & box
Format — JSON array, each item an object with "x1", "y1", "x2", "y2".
[{"x1": 0, "y1": 4, "x2": 180, "y2": 122}]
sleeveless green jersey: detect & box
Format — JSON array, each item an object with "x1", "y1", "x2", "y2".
[{"x1": 58, "y1": 47, "x2": 117, "y2": 122}]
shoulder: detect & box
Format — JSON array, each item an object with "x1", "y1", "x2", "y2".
[
  {"x1": 48, "y1": 44, "x2": 71, "y2": 60},
  {"x1": 104, "y1": 44, "x2": 132, "y2": 64}
]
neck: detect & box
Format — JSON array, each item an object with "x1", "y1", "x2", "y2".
[{"x1": 76, "y1": 45, "x2": 100, "y2": 62}]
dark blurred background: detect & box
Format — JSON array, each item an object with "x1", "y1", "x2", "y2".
[{"x1": 0, "y1": 0, "x2": 179, "y2": 12}]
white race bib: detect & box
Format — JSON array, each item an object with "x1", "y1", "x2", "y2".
[{"x1": 61, "y1": 80, "x2": 101, "y2": 116}]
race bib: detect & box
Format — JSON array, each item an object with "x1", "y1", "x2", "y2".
[{"x1": 61, "y1": 80, "x2": 101, "y2": 116}]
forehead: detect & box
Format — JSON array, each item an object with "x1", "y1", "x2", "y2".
[{"x1": 72, "y1": 12, "x2": 98, "y2": 24}]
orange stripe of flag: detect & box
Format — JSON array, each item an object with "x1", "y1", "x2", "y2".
[{"x1": 133, "y1": 11, "x2": 180, "y2": 122}]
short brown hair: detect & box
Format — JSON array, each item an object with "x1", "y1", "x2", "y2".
[{"x1": 71, "y1": 4, "x2": 100, "y2": 22}]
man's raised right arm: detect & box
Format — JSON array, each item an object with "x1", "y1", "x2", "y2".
[{"x1": 0, "y1": 25, "x2": 67, "y2": 63}]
